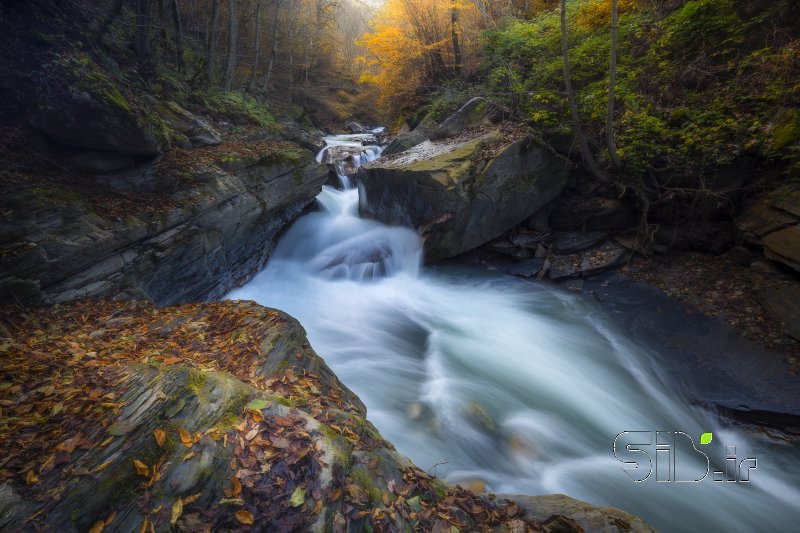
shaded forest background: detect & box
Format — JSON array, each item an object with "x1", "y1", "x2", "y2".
[{"x1": 0, "y1": 0, "x2": 798, "y2": 221}]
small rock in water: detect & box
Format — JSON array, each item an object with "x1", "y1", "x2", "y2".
[
  {"x1": 406, "y1": 402, "x2": 424, "y2": 420},
  {"x1": 465, "y1": 479, "x2": 487, "y2": 493},
  {"x1": 465, "y1": 401, "x2": 496, "y2": 433}
]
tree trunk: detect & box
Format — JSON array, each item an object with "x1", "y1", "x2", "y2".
[
  {"x1": 560, "y1": 0, "x2": 607, "y2": 181},
  {"x1": 607, "y1": 0, "x2": 622, "y2": 168},
  {"x1": 205, "y1": 0, "x2": 221, "y2": 85},
  {"x1": 136, "y1": 0, "x2": 153, "y2": 75},
  {"x1": 171, "y1": 0, "x2": 185, "y2": 72},
  {"x1": 223, "y1": 0, "x2": 239, "y2": 91},
  {"x1": 262, "y1": 0, "x2": 281, "y2": 90},
  {"x1": 475, "y1": 0, "x2": 490, "y2": 26},
  {"x1": 97, "y1": 0, "x2": 125, "y2": 37},
  {"x1": 450, "y1": 0, "x2": 462, "y2": 75},
  {"x1": 248, "y1": 0, "x2": 263, "y2": 92}
]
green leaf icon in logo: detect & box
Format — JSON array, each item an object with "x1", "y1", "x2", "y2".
[{"x1": 700, "y1": 432, "x2": 713, "y2": 445}]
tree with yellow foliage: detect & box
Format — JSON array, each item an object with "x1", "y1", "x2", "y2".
[{"x1": 357, "y1": 0, "x2": 481, "y2": 110}]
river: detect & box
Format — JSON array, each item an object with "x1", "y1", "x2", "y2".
[{"x1": 228, "y1": 132, "x2": 800, "y2": 531}]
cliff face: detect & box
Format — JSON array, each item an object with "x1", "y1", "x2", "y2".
[
  {"x1": 0, "y1": 299, "x2": 654, "y2": 533},
  {"x1": 0, "y1": 137, "x2": 328, "y2": 307}
]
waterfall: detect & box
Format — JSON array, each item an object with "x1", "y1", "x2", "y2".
[{"x1": 228, "y1": 133, "x2": 800, "y2": 531}]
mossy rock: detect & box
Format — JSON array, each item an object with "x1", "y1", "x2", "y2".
[
  {"x1": 361, "y1": 131, "x2": 569, "y2": 261},
  {"x1": 29, "y1": 51, "x2": 166, "y2": 156}
]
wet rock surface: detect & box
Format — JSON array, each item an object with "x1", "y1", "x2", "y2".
[{"x1": 582, "y1": 273, "x2": 800, "y2": 435}]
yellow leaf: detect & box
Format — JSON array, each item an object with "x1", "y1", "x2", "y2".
[
  {"x1": 170, "y1": 497, "x2": 183, "y2": 526},
  {"x1": 235, "y1": 510, "x2": 254, "y2": 525},
  {"x1": 183, "y1": 492, "x2": 202, "y2": 506},
  {"x1": 179, "y1": 428, "x2": 193, "y2": 448},
  {"x1": 93, "y1": 460, "x2": 113, "y2": 473},
  {"x1": 25, "y1": 470, "x2": 38, "y2": 485},
  {"x1": 133, "y1": 459, "x2": 149, "y2": 477},
  {"x1": 153, "y1": 429, "x2": 166, "y2": 448}
]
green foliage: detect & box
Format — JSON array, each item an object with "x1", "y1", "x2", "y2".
[
  {"x1": 47, "y1": 51, "x2": 131, "y2": 112},
  {"x1": 477, "y1": 0, "x2": 800, "y2": 176},
  {"x1": 656, "y1": 0, "x2": 743, "y2": 57},
  {"x1": 196, "y1": 90, "x2": 276, "y2": 127}
]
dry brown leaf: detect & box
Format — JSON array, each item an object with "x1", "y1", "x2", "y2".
[
  {"x1": 88, "y1": 521, "x2": 105, "y2": 533},
  {"x1": 153, "y1": 428, "x2": 166, "y2": 448},
  {"x1": 235, "y1": 510, "x2": 254, "y2": 525},
  {"x1": 133, "y1": 459, "x2": 149, "y2": 477},
  {"x1": 232, "y1": 476, "x2": 242, "y2": 497},
  {"x1": 139, "y1": 517, "x2": 149, "y2": 533}
]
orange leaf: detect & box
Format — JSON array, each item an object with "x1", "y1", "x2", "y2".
[
  {"x1": 88, "y1": 521, "x2": 105, "y2": 533},
  {"x1": 183, "y1": 492, "x2": 202, "y2": 506},
  {"x1": 179, "y1": 428, "x2": 193, "y2": 448},
  {"x1": 235, "y1": 510, "x2": 254, "y2": 525},
  {"x1": 163, "y1": 357, "x2": 182, "y2": 365},
  {"x1": 133, "y1": 459, "x2": 149, "y2": 477},
  {"x1": 93, "y1": 460, "x2": 113, "y2": 473},
  {"x1": 153, "y1": 429, "x2": 166, "y2": 448},
  {"x1": 232, "y1": 476, "x2": 242, "y2": 497}
]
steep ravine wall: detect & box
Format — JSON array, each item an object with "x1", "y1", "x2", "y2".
[{"x1": 0, "y1": 145, "x2": 329, "y2": 307}]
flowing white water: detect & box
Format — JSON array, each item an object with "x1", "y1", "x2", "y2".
[{"x1": 229, "y1": 135, "x2": 800, "y2": 531}]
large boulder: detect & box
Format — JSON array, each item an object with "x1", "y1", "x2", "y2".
[
  {"x1": 506, "y1": 494, "x2": 655, "y2": 533},
  {"x1": 30, "y1": 53, "x2": 167, "y2": 156},
  {"x1": 429, "y1": 97, "x2": 491, "y2": 140},
  {"x1": 156, "y1": 101, "x2": 222, "y2": 147},
  {"x1": 737, "y1": 183, "x2": 800, "y2": 274},
  {"x1": 359, "y1": 131, "x2": 569, "y2": 261},
  {"x1": 764, "y1": 225, "x2": 800, "y2": 272},
  {"x1": 382, "y1": 122, "x2": 434, "y2": 156}
]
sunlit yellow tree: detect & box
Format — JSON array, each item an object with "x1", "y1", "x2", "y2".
[{"x1": 357, "y1": 0, "x2": 480, "y2": 110}]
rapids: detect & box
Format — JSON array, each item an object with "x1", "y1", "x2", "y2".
[{"x1": 228, "y1": 133, "x2": 800, "y2": 531}]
